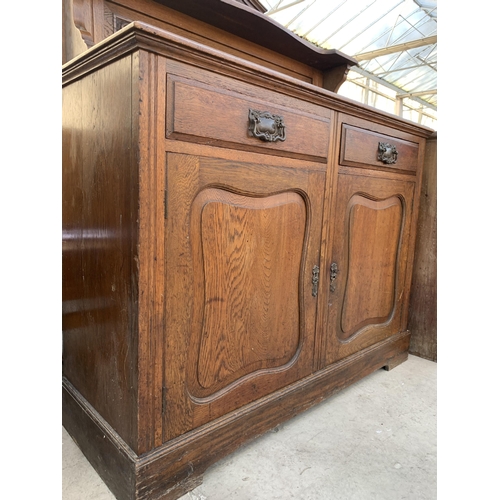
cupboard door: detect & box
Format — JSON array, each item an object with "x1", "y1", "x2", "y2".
[
  {"x1": 323, "y1": 172, "x2": 415, "y2": 365},
  {"x1": 164, "y1": 152, "x2": 325, "y2": 440}
]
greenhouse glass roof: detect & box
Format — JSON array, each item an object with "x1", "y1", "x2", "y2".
[{"x1": 260, "y1": 0, "x2": 437, "y2": 124}]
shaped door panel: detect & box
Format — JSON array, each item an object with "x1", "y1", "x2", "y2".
[
  {"x1": 324, "y1": 172, "x2": 415, "y2": 364},
  {"x1": 190, "y1": 188, "x2": 305, "y2": 397},
  {"x1": 340, "y1": 193, "x2": 403, "y2": 339}
]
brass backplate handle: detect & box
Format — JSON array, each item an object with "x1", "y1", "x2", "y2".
[
  {"x1": 330, "y1": 262, "x2": 338, "y2": 292},
  {"x1": 377, "y1": 142, "x2": 398, "y2": 164},
  {"x1": 248, "y1": 108, "x2": 286, "y2": 142}
]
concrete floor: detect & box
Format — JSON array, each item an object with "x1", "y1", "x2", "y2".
[{"x1": 62, "y1": 354, "x2": 436, "y2": 500}]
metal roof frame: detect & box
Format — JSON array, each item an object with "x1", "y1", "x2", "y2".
[{"x1": 261, "y1": 0, "x2": 437, "y2": 125}]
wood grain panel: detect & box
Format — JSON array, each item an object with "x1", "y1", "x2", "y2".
[
  {"x1": 164, "y1": 152, "x2": 324, "y2": 439},
  {"x1": 135, "y1": 52, "x2": 168, "y2": 453},
  {"x1": 340, "y1": 195, "x2": 403, "y2": 339},
  {"x1": 408, "y1": 133, "x2": 437, "y2": 361},
  {"x1": 62, "y1": 55, "x2": 140, "y2": 449},
  {"x1": 188, "y1": 189, "x2": 305, "y2": 396},
  {"x1": 323, "y1": 172, "x2": 415, "y2": 365}
]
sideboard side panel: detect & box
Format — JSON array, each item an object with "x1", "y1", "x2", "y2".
[
  {"x1": 62, "y1": 54, "x2": 140, "y2": 449},
  {"x1": 408, "y1": 133, "x2": 437, "y2": 361}
]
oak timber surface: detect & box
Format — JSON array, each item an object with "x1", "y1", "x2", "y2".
[
  {"x1": 163, "y1": 152, "x2": 325, "y2": 439},
  {"x1": 62, "y1": 54, "x2": 139, "y2": 448},
  {"x1": 408, "y1": 133, "x2": 437, "y2": 361},
  {"x1": 62, "y1": 21, "x2": 434, "y2": 500}
]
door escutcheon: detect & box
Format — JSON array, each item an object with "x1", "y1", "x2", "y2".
[
  {"x1": 312, "y1": 265, "x2": 319, "y2": 297},
  {"x1": 330, "y1": 262, "x2": 338, "y2": 292}
]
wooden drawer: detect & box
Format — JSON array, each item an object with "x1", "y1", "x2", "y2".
[
  {"x1": 340, "y1": 123, "x2": 419, "y2": 174},
  {"x1": 166, "y1": 74, "x2": 331, "y2": 162}
]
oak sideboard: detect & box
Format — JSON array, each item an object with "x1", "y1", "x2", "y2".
[{"x1": 62, "y1": 16, "x2": 434, "y2": 500}]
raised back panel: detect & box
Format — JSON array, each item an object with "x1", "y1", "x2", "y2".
[
  {"x1": 340, "y1": 194, "x2": 403, "y2": 339},
  {"x1": 188, "y1": 188, "x2": 307, "y2": 398}
]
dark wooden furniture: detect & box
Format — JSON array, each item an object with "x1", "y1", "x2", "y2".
[{"x1": 62, "y1": 15, "x2": 434, "y2": 500}]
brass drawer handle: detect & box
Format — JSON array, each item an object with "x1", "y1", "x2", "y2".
[
  {"x1": 330, "y1": 262, "x2": 338, "y2": 292},
  {"x1": 248, "y1": 108, "x2": 286, "y2": 142},
  {"x1": 378, "y1": 142, "x2": 398, "y2": 164}
]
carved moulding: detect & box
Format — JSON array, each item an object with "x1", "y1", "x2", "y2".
[
  {"x1": 186, "y1": 186, "x2": 307, "y2": 402},
  {"x1": 339, "y1": 193, "x2": 404, "y2": 341}
]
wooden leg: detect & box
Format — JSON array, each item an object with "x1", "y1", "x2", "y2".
[{"x1": 383, "y1": 351, "x2": 409, "y2": 371}]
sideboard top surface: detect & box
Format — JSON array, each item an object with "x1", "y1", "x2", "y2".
[{"x1": 62, "y1": 21, "x2": 434, "y2": 139}]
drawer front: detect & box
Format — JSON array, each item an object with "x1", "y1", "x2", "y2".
[
  {"x1": 340, "y1": 123, "x2": 419, "y2": 174},
  {"x1": 166, "y1": 74, "x2": 331, "y2": 161}
]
